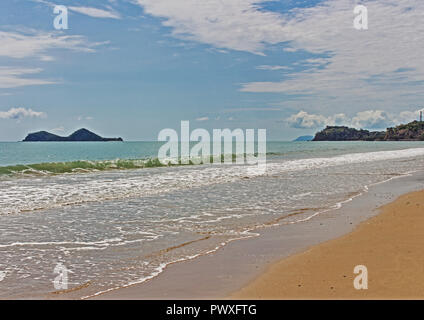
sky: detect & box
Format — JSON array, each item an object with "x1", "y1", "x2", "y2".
[{"x1": 0, "y1": 0, "x2": 424, "y2": 141}]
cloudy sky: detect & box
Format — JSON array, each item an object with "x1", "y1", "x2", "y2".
[{"x1": 1, "y1": 0, "x2": 423, "y2": 141}]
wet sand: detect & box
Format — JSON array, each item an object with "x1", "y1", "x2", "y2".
[
  {"x1": 232, "y1": 190, "x2": 424, "y2": 299},
  {"x1": 89, "y1": 171, "x2": 424, "y2": 300}
]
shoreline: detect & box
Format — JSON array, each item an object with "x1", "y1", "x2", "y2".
[
  {"x1": 85, "y1": 170, "x2": 424, "y2": 300},
  {"x1": 232, "y1": 189, "x2": 424, "y2": 299}
]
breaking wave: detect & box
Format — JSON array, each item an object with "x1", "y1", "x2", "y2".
[{"x1": 0, "y1": 158, "x2": 165, "y2": 177}]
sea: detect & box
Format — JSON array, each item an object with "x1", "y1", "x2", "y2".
[{"x1": 1, "y1": 141, "x2": 424, "y2": 298}]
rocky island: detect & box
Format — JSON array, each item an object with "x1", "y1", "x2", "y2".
[
  {"x1": 23, "y1": 128, "x2": 123, "y2": 142},
  {"x1": 313, "y1": 121, "x2": 424, "y2": 141}
]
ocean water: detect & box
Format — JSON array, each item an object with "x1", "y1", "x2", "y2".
[{"x1": 1, "y1": 141, "x2": 424, "y2": 298}]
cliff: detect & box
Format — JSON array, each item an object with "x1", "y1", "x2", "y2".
[
  {"x1": 313, "y1": 126, "x2": 385, "y2": 141},
  {"x1": 313, "y1": 121, "x2": 424, "y2": 141},
  {"x1": 385, "y1": 121, "x2": 424, "y2": 141},
  {"x1": 23, "y1": 128, "x2": 123, "y2": 142}
]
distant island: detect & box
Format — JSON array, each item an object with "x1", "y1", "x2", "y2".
[
  {"x1": 293, "y1": 135, "x2": 314, "y2": 142},
  {"x1": 313, "y1": 121, "x2": 424, "y2": 141},
  {"x1": 23, "y1": 128, "x2": 123, "y2": 142}
]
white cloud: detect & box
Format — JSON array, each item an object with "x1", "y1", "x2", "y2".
[
  {"x1": 239, "y1": 0, "x2": 424, "y2": 110},
  {"x1": 256, "y1": 65, "x2": 291, "y2": 71},
  {"x1": 223, "y1": 107, "x2": 281, "y2": 112},
  {"x1": 0, "y1": 107, "x2": 46, "y2": 119},
  {"x1": 301, "y1": 58, "x2": 330, "y2": 66},
  {"x1": 135, "y1": 0, "x2": 422, "y2": 112},
  {"x1": 0, "y1": 29, "x2": 102, "y2": 60},
  {"x1": 0, "y1": 67, "x2": 55, "y2": 88},
  {"x1": 77, "y1": 115, "x2": 94, "y2": 121},
  {"x1": 330, "y1": 113, "x2": 350, "y2": 126},
  {"x1": 287, "y1": 111, "x2": 328, "y2": 129},
  {"x1": 51, "y1": 126, "x2": 65, "y2": 134},
  {"x1": 351, "y1": 110, "x2": 393, "y2": 129},
  {"x1": 287, "y1": 108, "x2": 424, "y2": 130},
  {"x1": 397, "y1": 108, "x2": 424, "y2": 124},
  {"x1": 195, "y1": 117, "x2": 209, "y2": 121},
  {"x1": 134, "y1": 0, "x2": 290, "y2": 55},
  {"x1": 33, "y1": 0, "x2": 121, "y2": 19},
  {"x1": 68, "y1": 6, "x2": 121, "y2": 19},
  {"x1": 0, "y1": 28, "x2": 107, "y2": 88},
  {"x1": 283, "y1": 47, "x2": 299, "y2": 53}
]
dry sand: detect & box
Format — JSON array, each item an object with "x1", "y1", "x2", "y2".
[{"x1": 232, "y1": 190, "x2": 424, "y2": 299}]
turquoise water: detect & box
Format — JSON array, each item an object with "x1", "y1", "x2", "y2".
[
  {"x1": 1, "y1": 140, "x2": 424, "y2": 170},
  {"x1": 1, "y1": 140, "x2": 424, "y2": 298},
  {"x1": 0, "y1": 141, "x2": 163, "y2": 167}
]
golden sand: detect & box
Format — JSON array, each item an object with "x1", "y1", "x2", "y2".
[{"x1": 232, "y1": 190, "x2": 424, "y2": 299}]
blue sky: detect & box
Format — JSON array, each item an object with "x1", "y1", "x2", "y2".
[{"x1": 1, "y1": 0, "x2": 424, "y2": 141}]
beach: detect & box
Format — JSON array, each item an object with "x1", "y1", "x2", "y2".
[
  {"x1": 90, "y1": 170, "x2": 424, "y2": 300},
  {"x1": 3, "y1": 0, "x2": 424, "y2": 307},
  {"x1": 233, "y1": 190, "x2": 424, "y2": 299},
  {"x1": 1, "y1": 142, "x2": 424, "y2": 299}
]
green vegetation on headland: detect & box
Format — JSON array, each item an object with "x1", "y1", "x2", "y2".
[
  {"x1": 23, "y1": 128, "x2": 123, "y2": 142},
  {"x1": 313, "y1": 121, "x2": 424, "y2": 141}
]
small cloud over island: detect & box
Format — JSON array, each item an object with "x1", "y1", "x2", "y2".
[{"x1": 0, "y1": 107, "x2": 46, "y2": 120}]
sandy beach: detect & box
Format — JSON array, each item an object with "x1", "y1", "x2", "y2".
[
  {"x1": 232, "y1": 190, "x2": 424, "y2": 299},
  {"x1": 86, "y1": 172, "x2": 424, "y2": 300}
]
